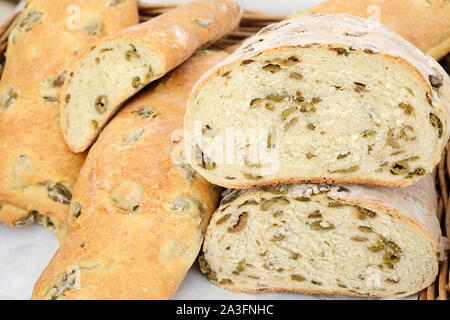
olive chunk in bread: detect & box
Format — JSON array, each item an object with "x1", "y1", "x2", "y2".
[
  {"x1": 61, "y1": 0, "x2": 241, "y2": 152},
  {"x1": 201, "y1": 175, "x2": 444, "y2": 297},
  {"x1": 185, "y1": 14, "x2": 450, "y2": 188}
]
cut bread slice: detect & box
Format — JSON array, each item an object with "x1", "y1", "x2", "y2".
[
  {"x1": 184, "y1": 14, "x2": 450, "y2": 188},
  {"x1": 201, "y1": 175, "x2": 444, "y2": 297},
  {"x1": 61, "y1": 0, "x2": 241, "y2": 152}
]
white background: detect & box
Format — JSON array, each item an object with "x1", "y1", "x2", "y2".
[{"x1": 0, "y1": 0, "x2": 412, "y2": 300}]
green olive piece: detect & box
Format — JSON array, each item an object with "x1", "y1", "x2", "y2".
[
  {"x1": 125, "y1": 49, "x2": 140, "y2": 61},
  {"x1": 95, "y1": 95, "x2": 108, "y2": 114},
  {"x1": 362, "y1": 129, "x2": 376, "y2": 137},
  {"x1": 263, "y1": 64, "x2": 281, "y2": 73},
  {"x1": 261, "y1": 197, "x2": 290, "y2": 211},
  {"x1": 266, "y1": 94, "x2": 285, "y2": 103},
  {"x1": 71, "y1": 201, "x2": 83, "y2": 219},
  {"x1": 309, "y1": 220, "x2": 335, "y2": 231},
  {"x1": 358, "y1": 226, "x2": 373, "y2": 233},
  {"x1": 216, "y1": 214, "x2": 232, "y2": 225},
  {"x1": 236, "y1": 260, "x2": 246, "y2": 273},
  {"x1": 195, "y1": 18, "x2": 209, "y2": 28},
  {"x1": 390, "y1": 161, "x2": 409, "y2": 175},
  {"x1": 242, "y1": 172, "x2": 263, "y2": 180},
  {"x1": 398, "y1": 102, "x2": 414, "y2": 115},
  {"x1": 400, "y1": 125, "x2": 415, "y2": 141},
  {"x1": 281, "y1": 107, "x2": 298, "y2": 121},
  {"x1": 275, "y1": 56, "x2": 299, "y2": 66},
  {"x1": 329, "y1": 165, "x2": 359, "y2": 174},
  {"x1": 351, "y1": 236, "x2": 368, "y2": 242},
  {"x1": 250, "y1": 98, "x2": 263, "y2": 108},
  {"x1": 429, "y1": 113, "x2": 443, "y2": 138},
  {"x1": 132, "y1": 77, "x2": 143, "y2": 89},
  {"x1": 298, "y1": 102, "x2": 316, "y2": 113},
  {"x1": 284, "y1": 117, "x2": 299, "y2": 131},
  {"x1": 383, "y1": 252, "x2": 401, "y2": 264},
  {"x1": 111, "y1": 0, "x2": 126, "y2": 6},
  {"x1": 307, "y1": 210, "x2": 322, "y2": 219},
  {"x1": 387, "y1": 129, "x2": 400, "y2": 149},
  {"x1": 358, "y1": 207, "x2": 377, "y2": 219},
  {"x1": 228, "y1": 213, "x2": 248, "y2": 233},
  {"x1": 368, "y1": 241, "x2": 385, "y2": 253},
  {"x1": 291, "y1": 274, "x2": 305, "y2": 282},
  {"x1": 289, "y1": 72, "x2": 303, "y2": 80},
  {"x1": 237, "y1": 199, "x2": 259, "y2": 208},
  {"x1": 132, "y1": 107, "x2": 159, "y2": 118},
  {"x1": 47, "y1": 183, "x2": 72, "y2": 204},
  {"x1": 331, "y1": 47, "x2": 349, "y2": 56}
]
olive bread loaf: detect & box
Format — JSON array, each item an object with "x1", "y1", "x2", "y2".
[
  {"x1": 60, "y1": 0, "x2": 242, "y2": 153},
  {"x1": 32, "y1": 50, "x2": 226, "y2": 300},
  {"x1": 185, "y1": 14, "x2": 450, "y2": 188},
  {"x1": 201, "y1": 175, "x2": 444, "y2": 297},
  {"x1": 0, "y1": 0, "x2": 139, "y2": 232}
]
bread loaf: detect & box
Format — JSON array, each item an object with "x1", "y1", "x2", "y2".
[
  {"x1": 306, "y1": 0, "x2": 450, "y2": 61},
  {"x1": 0, "y1": 0, "x2": 139, "y2": 231},
  {"x1": 60, "y1": 0, "x2": 241, "y2": 153},
  {"x1": 184, "y1": 14, "x2": 450, "y2": 189},
  {"x1": 32, "y1": 50, "x2": 227, "y2": 300},
  {"x1": 201, "y1": 175, "x2": 444, "y2": 297}
]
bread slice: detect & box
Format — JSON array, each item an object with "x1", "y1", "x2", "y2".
[
  {"x1": 60, "y1": 0, "x2": 241, "y2": 153},
  {"x1": 201, "y1": 175, "x2": 444, "y2": 297},
  {"x1": 308, "y1": 0, "x2": 450, "y2": 60},
  {"x1": 184, "y1": 14, "x2": 450, "y2": 188},
  {"x1": 32, "y1": 50, "x2": 227, "y2": 300},
  {"x1": 0, "y1": 0, "x2": 139, "y2": 232}
]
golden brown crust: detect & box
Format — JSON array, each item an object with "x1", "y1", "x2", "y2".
[
  {"x1": 32, "y1": 50, "x2": 227, "y2": 300},
  {"x1": 61, "y1": 0, "x2": 242, "y2": 152},
  {"x1": 309, "y1": 0, "x2": 450, "y2": 60},
  {"x1": 0, "y1": 0, "x2": 139, "y2": 229}
]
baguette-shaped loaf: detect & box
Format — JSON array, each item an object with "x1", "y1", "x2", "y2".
[
  {"x1": 306, "y1": 0, "x2": 450, "y2": 61},
  {"x1": 0, "y1": 0, "x2": 138, "y2": 231},
  {"x1": 201, "y1": 175, "x2": 444, "y2": 297},
  {"x1": 32, "y1": 50, "x2": 227, "y2": 300},
  {"x1": 60, "y1": 0, "x2": 241, "y2": 153},
  {"x1": 185, "y1": 14, "x2": 450, "y2": 189}
]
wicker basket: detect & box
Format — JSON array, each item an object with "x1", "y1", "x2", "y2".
[{"x1": 0, "y1": 2, "x2": 448, "y2": 300}]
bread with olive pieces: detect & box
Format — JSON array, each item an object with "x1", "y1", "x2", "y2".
[
  {"x1": 201, "y1": 175, "x2": 444, "y2": 297},
  {"x1": 0, "y1": 0, "x2": 139, "y2": 232},
  {"x1": 304, "y1": 0, "x2": 450, "y2": 61},
  {"x1": 32, "y1": 50, "x2": 226, "y2": 300},
  {"x1": 184, "y1": 14, "x2": 450, "y2": 189},
  {"x1": 60, "y1": 0, "x2": 241, "y2": 153}
]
